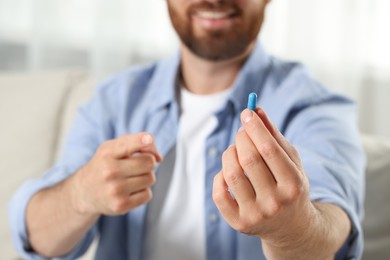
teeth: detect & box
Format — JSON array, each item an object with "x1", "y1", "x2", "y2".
[{"x1": 196, "y1": 11, "x2": 232, "y2": 19}]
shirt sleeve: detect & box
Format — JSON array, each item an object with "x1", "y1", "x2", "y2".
[
  {"x1": 8, "y1": 169, "x2": 98, "y2": 260},
  {"x1": 284, "y1": 99, "x2": 366, "y2": 259},
  {"x1": 8, "y1": 83, "x2": 116, "y2": 259}
]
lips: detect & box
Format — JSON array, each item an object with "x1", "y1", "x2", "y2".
[
  {"x1": 189, "y1": 3, "x2": 241, "y2": 31},
  {"x1": 195, "y1": 10, "x2": 237, "y2": 20}
]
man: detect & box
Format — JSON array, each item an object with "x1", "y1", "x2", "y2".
[{"x1": 9, "y1": 0, "x2": 365, "y2": 259}]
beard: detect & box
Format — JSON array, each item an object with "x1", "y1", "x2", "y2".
[{"x1": 168, "y1": 0, "x2": 264, "y2": 61}]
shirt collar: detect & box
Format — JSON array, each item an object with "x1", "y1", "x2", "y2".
[
  {"x1": 147, "y1": 41, "x2": 271, "y2": 114},
  {"x1": 146, "y1": 50, "x2": 181, "y2": 113}
]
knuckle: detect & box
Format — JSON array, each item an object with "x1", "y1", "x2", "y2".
[
  {"x1": 222, "y1": 149, "x2": 230, "y2": 161},
  {"x1": 111, "y1": 198, "x2": 129, "y2": 214},
  {"x1": 222, "y1": 146, "x2": 235, "y2": 162},
  {"x1": 145, "y1": 189, "x2": 153, "y2": 201},
  {"x1": 99, "y1": 141, "x2": 114, "y2": 158},
  {"x1": 249, "y1": 212, "x2": 262, "y2": 227},
  {"x1": 212, "y1": 189, "x2": 226, "y2": 205},
  {"x1": 101, "y1": 163, "x2": 120, "y2": 180},
  {"x1": 255, "y1": 206, "x2": 266, "y2": 220},
  {"x1": 129, "y1": 189, "x2": 153, "y2": 208},
  {"x1": 264, "y1": 198, "x2": 282, "y2": 218},
  {"x1": 144, "y1": 155, "x2": 156, "y2": 170},
  {"x1": 115, "y1": 139, "x2": 128, "y2": 156},
  {"x1": 223, "y1": 170, "x2": 240, "y2": 186},
  {"x1": 236, "y1": 219, "x2": 251, "y2": 233},
  {"x1": 146, "y1": 189, "x2": 153, "y2": 200},
  {"x1": 239, "y1": 152, "x2": 258, "y2": 169},
  {"x1": 258, "y1": 141, "x2": 278, "y2": 160},
  {"x1": 133, "y1": 154, "x2": 155, "y2": 171},
  {"x1": 284, "y1": 184, "x2": 304, "y2": 202},
  {"x1": 107, "y1": 183, "x2": 122, "y2": 197},
  {"x1": 146, "y1": 173, "x2": 156, "y2": 186}
]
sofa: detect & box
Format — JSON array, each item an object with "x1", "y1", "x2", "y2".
[{"x1": 1, "y1": 70, "x2": 389, "y2": 259}]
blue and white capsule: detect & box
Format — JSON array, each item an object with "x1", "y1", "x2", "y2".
[{"x1": 247, "y1": 92, "x2": 257, "y2": 111}]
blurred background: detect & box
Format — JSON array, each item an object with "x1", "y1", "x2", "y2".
[
  {"x1": 0, "y1": 0, "x2": 389, "y2": 136},
  {"x1": 0, "y1": 0, "x2": 389, "y2": 135},
  {"x1": 1, "y1": 1, "x2": 390, "y2": 259}
]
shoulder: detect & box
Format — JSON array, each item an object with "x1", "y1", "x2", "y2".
[
  {"x1": 258, "y1": 56, "x2": 357, "y2": 140},
  {"x1": 85, "y1": 62, "x2": 161, "y2": 116},
  {"x1": 266, "y1": 57, "x2": 340, "y2": 105},
  {"x1": 77, "y1": 62, "x2": 160, "y2": 128},
  {"x1": 96, "y1": 62, "x2": 158, "y2": 97},
  {"x1": 263, "y1": 57, "x2": 353, "y2": 118}
]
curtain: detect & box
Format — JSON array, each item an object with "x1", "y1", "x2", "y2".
[
  {"x1": 262, "y1": 0, "x2": 390, "y2": 137},
  {"x1": 0, "y1": 0, "x2": 389, "y2": 136}
]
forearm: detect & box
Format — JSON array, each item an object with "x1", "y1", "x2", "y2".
[
  {"x1": 26, "y1": 170, "x2": 99, "y2": 258},
  {"x1": 262, "y1": 202, "x2": 351, "y2": 260}
]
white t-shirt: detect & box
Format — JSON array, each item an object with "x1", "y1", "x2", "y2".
[{"x1": 143, "y1": 87, "x2": 232, "y2": 260}]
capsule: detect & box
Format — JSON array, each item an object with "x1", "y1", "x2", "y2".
[{"x1": 247, "y1": 92, "x2": 257, "y2": 111}]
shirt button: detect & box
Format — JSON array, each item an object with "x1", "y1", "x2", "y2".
[
  {"x1": 209, "y1": 213, "x2": 219, "y2": 223},
  {"x1": 208, "y1": 147, "x2": 219, "y2": 158}
]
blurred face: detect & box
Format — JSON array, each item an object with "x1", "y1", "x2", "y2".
[{"x1": 168, "y1": 0, "x2": 269, "y2": 61}]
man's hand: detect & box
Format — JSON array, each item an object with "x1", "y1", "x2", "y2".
[
  {"x1": 27, "y1": 132, "x2": 162, "y2": 257},
  {"x1": 212, "y1": 108, "x2": 350, "y2": 259},
  {"x1": 213, "y1": 107, "x2": 312, "y2": 242},
  {"x1": 71, "y1": 132, "x2": 162, "y2": 216}
]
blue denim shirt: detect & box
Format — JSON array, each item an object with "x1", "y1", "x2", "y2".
[{"x1": 9, "y1": 42, "x2": 365, "y2": 260}]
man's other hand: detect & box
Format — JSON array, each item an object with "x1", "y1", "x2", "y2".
[{"x1": 72, "y1": 133, "x2": 162, "y2": 216}]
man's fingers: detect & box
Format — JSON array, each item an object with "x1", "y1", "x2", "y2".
[
  {"x1": 255, "y1": 108, "x2": 301, "y2": 167},
  {"x1": 129, "y1": 188, "x2": 153, "y2": 206},
  {"x1": 119, "y1": 153, "x2": 158, "y2": 177},
  {"x1": 212, "y1": 171, "x2": 239, "y2": 223},
  {"x1": 107, "y1": 173, "x2": 156, "y2": 197},
  {"x1": 106, "y1": 133, "x2": 162, "y2": 161},
  {"x1": 235, "y1": 127, "x2": 277, "y2": 197},
  {"x1": 241, "y1": 109, "x2": 300, "y2": 185},
  {"x1": 126, "y1": 173, "x2": 156, "y2": 194},
  {"x1": 221, "y1": 145, "x2": 256, "y2": 205},
  {"x1": 113, "y1": 188, "x2": 153, "y2": 214}
]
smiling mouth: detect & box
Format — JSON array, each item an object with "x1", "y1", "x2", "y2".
[{"x1": 194, "y1": 10, "x2": 237, "y2": 20}]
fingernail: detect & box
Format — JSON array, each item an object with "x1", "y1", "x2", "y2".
[
  {"x1": 142, "y1": 134, "x2": 153, "y2": 145},
  {"x1": 242, "y1": 109, "x2": 253, "y2": 123},
  {"x1": 238, "y1": 127, "x2": 245, "y2": 132}
]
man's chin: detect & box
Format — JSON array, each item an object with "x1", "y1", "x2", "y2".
[{"x1": 186, "y1": 39, "x2": 250, "y2": 61}]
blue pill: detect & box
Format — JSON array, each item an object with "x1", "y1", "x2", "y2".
[{"x1": 247, "y1": 92, "x2": 257, "y2": 111}]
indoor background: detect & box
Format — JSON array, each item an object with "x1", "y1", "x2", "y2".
[
  {"x1": 0, "y1": 0, "x2": 389, "y2": 137},
  {"x1": 1, "y1": 0, "x2": 390, "y2": 259}
]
